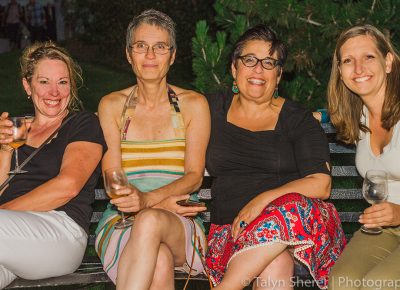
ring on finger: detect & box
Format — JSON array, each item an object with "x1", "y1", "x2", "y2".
[{"x1": 239, "y1": 220, "x2": 248, "y2": 228}]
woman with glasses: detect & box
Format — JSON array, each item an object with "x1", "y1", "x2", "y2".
[
  {"x1": 205, "y1": 24, "x2": 345, "y2": 290},
  {"x1": 94, "y1": 9, "x2": 210, "y2": 289}
]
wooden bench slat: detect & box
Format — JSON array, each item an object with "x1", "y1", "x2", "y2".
[
  {"x1": 329, "y1": 143, "x2": 355, "y2": 153},
  {"x1": 338, "y1": 212, "x2": 361, "y2": 222},
  {"x1": 331, "y1": 166, "x2": 359, "y2": 177},
  {"x1": 8, "y1": 260, "x2": 311, "y2": 289},
  {"x1": 330, "y1": 188, "x2": 362, "y2": 199},
  {"x1": 321, "y1": 123, "x2": 336, "y2": 134},
  {"x1": 91, "y1": 210, "x2": 362, "y2": 224},
  {"x1": 7, "y1": 272, "x2": 111, "y2": 288},
  {"x1": 96, "y1": 186, "x2": 362, "y2": 202}
]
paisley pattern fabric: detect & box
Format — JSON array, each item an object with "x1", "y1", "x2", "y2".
[{"x1": 206, "y1": 192, "x2": 346, "y2": 289}]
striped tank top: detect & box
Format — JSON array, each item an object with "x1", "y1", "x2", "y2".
[{"x1": 120, "y1": 86, "x2": 186, "y2": 191}]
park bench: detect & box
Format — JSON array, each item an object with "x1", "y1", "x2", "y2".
[{"x1": 6, "y1": 122, "x2": 366, "y2": 289}]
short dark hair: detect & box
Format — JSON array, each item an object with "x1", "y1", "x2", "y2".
[
  {"x1": 126, "y1": 9, "x2": 176, "y2": 53},
  {"x1": 231, "y1": 24, "x2": 287, "y2": 68}
]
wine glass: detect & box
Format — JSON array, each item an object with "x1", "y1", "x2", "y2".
[
  {"x1": 104, "y1": 167, "x2": 133, "y2": 229},
  {"x1": 9, "y1": 117, "x2": 28, "y2": 174},
  {"x1": 361, "y1": 169, "x2": 388, "y2": 234}
]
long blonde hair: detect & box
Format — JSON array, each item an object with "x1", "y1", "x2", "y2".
[
  {"x1": 327, "y1": 24, "x2": 400, "y2": 144},
  {"x1": 20, "y1": 41, "x2": 83, "y2": 111}
]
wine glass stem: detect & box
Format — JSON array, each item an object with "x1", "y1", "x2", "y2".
[
  {"x1": 15, "y1": 148, "x2": 19, "y2": 169},
  {"x1": 120, "y1": 211, "x2": 127, "y2": 222}
]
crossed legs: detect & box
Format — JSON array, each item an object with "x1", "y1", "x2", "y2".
[
  {"x1": 116, "y1": 208, "x2": 187, "y2": 290},
  {"x1": 213, "y1": 243, "x2": 293, "y2": 290}
]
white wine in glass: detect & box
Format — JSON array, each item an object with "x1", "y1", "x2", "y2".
[
  {"x1": 9, "y1": 117, "x2": 28, "y2": 174},
  {"x1": 361, "y1": 170, "x2": 388, "y2": 234},
  {"x1": 104, "y1": 167, "x2": 133, "y2": 229}
]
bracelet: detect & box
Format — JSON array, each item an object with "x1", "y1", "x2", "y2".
[{"x1": 0, "y1": 144, "x2": 13, "y2": 152}]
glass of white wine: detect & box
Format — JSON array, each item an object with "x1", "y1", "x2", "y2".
[
  {"x1": 9, "y1": 117, "x2": 28, "y2": 174},
  {"x1": 104, "y1": 167, "x2": 133, "y2": 229},
  {"x1": 361, "y1": 169, "x2": 388, "y2": 234}
]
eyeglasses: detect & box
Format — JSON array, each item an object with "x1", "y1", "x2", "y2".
[
  {"x1": 130, "y1": 42, "x2": 174, "y2": 55},
  {"x1": 238, "y1": 55, "x2": 281, "y2": 70}
]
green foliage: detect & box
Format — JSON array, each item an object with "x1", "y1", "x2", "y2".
[
  {"x1": 192, "y1": 0, "x2": 400, "y2": 109},
  {"x1": 67, "y1": 0, "x2": 215, "y2": 84}
]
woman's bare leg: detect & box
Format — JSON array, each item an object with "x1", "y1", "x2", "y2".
[
  {"x1": 213, "y1": 242, "x2": 287, "y2": 290},
  {"x1": 116, "y1": 208, "x2": 186, "y2": 290},
  {"x1": 149, "y1": 244, "x2": 175, "y2": 290},
  {"x1": 252, "y1": 250, "x2": 294, "y2": 290}
]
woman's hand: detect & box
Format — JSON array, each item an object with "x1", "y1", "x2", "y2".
[
  {"x1": 0, "y1": 112, "x2": 13, "y2": 145},
  {"x1": 110, "y1": 184, "x2": 148, "y2": 213},
  {"x1": 153, "y1": 194, "x2": 207, "y2": 217},
  {"x1": 359, "y1": 202, "x2": 400, "y2": 228},
  {"x1": 232, "y1": 196, "x2": 267, "y2": 240}
]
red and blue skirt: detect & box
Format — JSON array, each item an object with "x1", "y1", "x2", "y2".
[{"x1": 205, "y1": 193, "x2": 346, "y2": 289}]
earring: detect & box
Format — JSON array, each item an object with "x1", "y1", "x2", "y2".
[
  {"x1": 27, "y1": 94, "x2": 31, "y2": 99},
  {"x1": 232, "y1": 80, "x2": 239, "y2": 94},
  {"x1": 273, "y1": 86, "x2": 279, "y2": 99}
]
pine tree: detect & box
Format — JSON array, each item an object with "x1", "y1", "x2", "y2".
[{"x1": 192, "y1": 0, "x2": 400, "y2": 108}]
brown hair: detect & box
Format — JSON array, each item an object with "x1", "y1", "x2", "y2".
[
  {"x1": 327, "y1": 24, "x2": 400, "y2": 144},
  {"x1": 20, "y1": 41, "x2": 83, "y2": 111}
]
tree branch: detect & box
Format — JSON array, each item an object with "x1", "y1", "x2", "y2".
[{"x1": 298, "y1": 17, "x2": 323, "y2": 27}]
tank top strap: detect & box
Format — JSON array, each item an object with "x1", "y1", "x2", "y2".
[
  {"x1": 120, "y1": 86, "x2": 185, "y2": 141},
  {"x1": 168, "y1": 86, "x2": 185, "y2": 139},
  {"x1": 120, "y1": 86, "x2": 137, "y2": 141}
]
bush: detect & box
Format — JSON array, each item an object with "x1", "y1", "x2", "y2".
[
  {"x1": 192, "y1": 0, "x2": 400, "y2": 109},
  {"x1": 67, "y1": 0, "x2": 215, "y2": 85}
]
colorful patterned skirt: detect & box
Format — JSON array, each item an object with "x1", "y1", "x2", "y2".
[{"x1": 206, "y1": 193, "x2": 346, "y2": 289}]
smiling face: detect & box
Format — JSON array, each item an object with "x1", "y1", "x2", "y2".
[
  {"x1": 126, "y1": 23, "x2": 175, "y2": 82},
  {"x1": 232, "y1": 39, "x2": 282, "y2": 103},
  {"x1": 23, "y1": 58, "x2": 70, "y2": 118},
  {"x1": 339, "y1": 35, "x2": 393, "y2": 101}
]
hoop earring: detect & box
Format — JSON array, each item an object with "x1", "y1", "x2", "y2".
[
  {"x1": 273, "y1": 86, "x2": 279, "y2": 99},
  {"x1": 232, "y1": 80, "x2": 239, "y2": 94}
]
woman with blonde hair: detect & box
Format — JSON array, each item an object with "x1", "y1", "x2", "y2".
[
  {"x1": 0, "y1": 41, "x2": 106, "y2": 289},
  {"x1": 328, "y1": 24, "x2": 400, "y2": 290}
]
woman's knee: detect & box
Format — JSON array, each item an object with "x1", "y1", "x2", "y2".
[
  {"x1": 134, "y1": 209, "x2": 167, "y2": 231},
  {"x1": 360, "y1": 265, "x2": 400, "y2": 290},
  {"x1": 260, "y1": 250, "x2": 294, "y2": 278},
  {"x1": 129, "y1": 209, "x2": 172, "y2": 244},
  {"x1": 328, "y1": 262, "x2": 364, "y2": 290}
]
